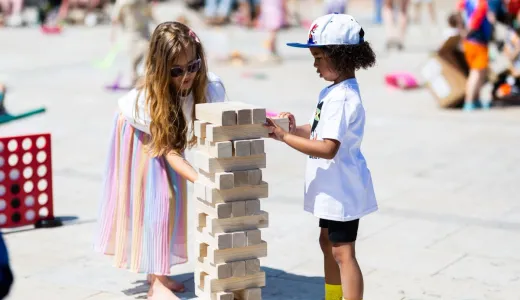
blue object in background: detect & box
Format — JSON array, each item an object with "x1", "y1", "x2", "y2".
[{"x1": 374, "y1": 0, "x2": 383, "y2": 24}]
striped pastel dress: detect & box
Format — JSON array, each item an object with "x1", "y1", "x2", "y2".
[{"x1": 94, "y1": 72, "x2": 226, "y2": 275}]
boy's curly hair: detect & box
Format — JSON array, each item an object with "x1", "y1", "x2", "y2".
[{"x1": 322, "y1": 41, "x2": 376, "y2": 74}]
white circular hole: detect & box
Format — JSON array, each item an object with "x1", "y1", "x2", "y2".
[
  {"x1": 25, "y1": 210, "x2": 35, "y2": 221},
  {"x1": 9, "y1": 169, "x2": 20, "y2": 181},
  {"x1": 22, "y1": 152, "x2": 33, "y2": 165},
  {"x1": 38, "y1": 193, "x2": 48, "y2": 205},
  {"x1": 36, "y1": 151, "x2": 47, "y2": 163},
  {"x1": 0, "y1": 171, "x2": 4, "y2": 182},
  {"x1": 23, "y1": 167, "x2": 33, "y2": 179},
  {"x1": 7, "y1": 140, "x2": 18, "y2": 152},
  {"x1": 0, "y1": 142, "x2": 4, "y2": 153},
  {"x1": 37, "y1": 165, "x2": 47, "y2": 177},
  {"x1": 0, "y1": 214, "x2": 6, "y2": 225},
  {"x1": 22, "y1": 138, "x2": 32, "y2": 150},
  {"x1": 36, "y1": 137, "x2": 46, "y2": 149},
  {"x1": 37, "y1": 179, "x2": 48, "y2": 191},
  {"x1": 23, "y1": 181, "x2": 34, "y2": 193},
  {"x1": 25, "y1": 196, "x2": 35, "y2": 207},
  {"x1": 0, "y1": 200, "x2": 5, "y2": 211},
  {"x1": 38, "y1": 207, "x2": 49, "y2": 218},
  {"x1": 8, "y1": 154, "x2": 18, "y2": 166},
  {"x1": 0, "y1": 157, "x2": 4, "y2": 167},
  {"x1": 0, "y1": 185, "x2": 4, "y2": 197}
]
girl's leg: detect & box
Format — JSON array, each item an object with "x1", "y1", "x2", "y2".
[
  {"x1": 412, "y1": 0, "x2": 420, "y2": 24},
  {"x1": 331, "y1": 242, "x2": 363, "y2": 300},
  {"x1": 427, "y1": 0, "x2": 436, "y2": 24},
  {"x1": 0, "y1": 0, "x2": 10, "y2": 15},
  {"x1": 319, "y1": 227, "x2": 342, "y2": 300}
]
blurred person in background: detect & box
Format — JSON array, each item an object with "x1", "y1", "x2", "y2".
[
  {"x1": 383, "y1": 0, "x2": 410, "y2": 50},
  {"x1": 0, "y1": 0, "x2": 23, "y2": 26},
  {"x1": 204, "y1": 0, "x2": 234, "y2": 25},
  {"x1": 257, "y1": 0, "x2": 286, "y2": 61},
  {"x1": 458, "y1": 0, "x2": 493, "y2": 111},
  {"x1": 411, "y1": 0, "x2": 436, "y2": 25}
]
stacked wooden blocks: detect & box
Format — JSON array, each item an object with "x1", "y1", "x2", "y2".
[{"x1": 193, "y1": 102, "x2": 278, "y2": 300}]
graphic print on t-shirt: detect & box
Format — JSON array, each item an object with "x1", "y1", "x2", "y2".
[{"x1": 309, "y1": 101, "x2": 324, "y2": 159}]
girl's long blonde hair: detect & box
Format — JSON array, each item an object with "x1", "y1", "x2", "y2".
[{"x1": 136, "y1": 21, "x2": 209, "y2": 157}]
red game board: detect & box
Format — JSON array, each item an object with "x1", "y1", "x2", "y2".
[{"x1": 0, "y1": 133, "x2": 58, "y2": 228}]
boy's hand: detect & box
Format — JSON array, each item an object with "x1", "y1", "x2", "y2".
[
  {"x1": 264, "y1": 118, "x2": 287, "y2": 141},
  {"x1": 277, "y1": 112, "x2": 296, "y2": 133}
]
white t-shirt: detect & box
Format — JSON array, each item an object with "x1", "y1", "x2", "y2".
[
  {"x1": 118, "y1": 72, "x2": 227, "y2": 134},
  {"x1": 304, "y1": 78, "x2": 378, "y2": 222}
]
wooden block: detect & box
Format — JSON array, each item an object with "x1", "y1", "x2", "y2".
[
  {"x1": 198, "y1": 258, "x2": 233, "y2": 280},
  {"x1": 206, "y1": 182, "x2": 268, "y2": 204},
  {"x1": 271, "y1": 117, "x2": 290, "y2": 132},
  {"x1": 250, "y1": 139, "x2": 264, "y2": 155},
  {"x1": 195, "y1": 120, "x2": 208, "y2": 138},
  {"x1": 215, "y1": 233, "x2": 233, "y2": 249},
  {"x1": 209, "y1": 141, "x2": 233, "y2": 158},
  {"x1": 206, "y1": 124, "x2": 268, "y2": 142},
  {"x1": 231, "y1": 261, "x2": 246, "y2": 277},
  {"x1": 235, "y1": 288, "x2": 262, "y2": 300},
  {"x1": 197, "y1": 213, "x2": 207, "y2": 228},
  {"x1": 233, "y1": 140, "x2": 251, "y2": 157},
  {"x1": 232, "y1": 201, "x2": 246, "y2": 217},
  {"x1": 196, "y1": 103, "x2": 238, "y2": 126},
  {"x1": 245, "y1": 200, "x2": 260, "y2": 216},
  {"x1": 245, "y1": 259, "x2": 261, "y2": 275},
  {"x1": 251, "y1": 108, "x2": 266, "y2": 124},
  {"x1": 233, "y1": 171, "x2": 249, "y2": 187},
  {"x1": 196, "y1": 212, "x2": 269, "y2": 235},
  {"x1": 215, "y1": 172, "x2": 234, "y2": 190},
  {"x1": 197, "y1": 270, "x2": 266, "y2": 293},
  {"x1": 196, "y1": 200, "x2": 233, "y2": 219},
  {"x1": 194, "y1": 180, "x2": 207, "y2": 201},
  {"x1": 232, "y1": 232, "x2": 247, "y2": 248},
  {"x1": 247, "y1": 169, "x2": 262, "y2": 185},
  {"x1": 197, "y1": 240, "x2": 268, "y2": 265},
  {"x1": 236, "y1": 108, "x2": 252, "y2": 125},
  {"x1": 195, "y1": 151, "x2": 266, "y2": 173},
  {"x1": 246, "y1": 230, "x2": 261, "y2": 246},
  {"x1": 216, "y1": 292, "x2": 234, "y2": 300}
]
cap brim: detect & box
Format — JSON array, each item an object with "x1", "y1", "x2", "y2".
[{"x1": 286, "y1": 42, "x2": 322, "y2": 48}]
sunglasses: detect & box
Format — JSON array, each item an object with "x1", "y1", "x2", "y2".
[{"x1": 170, "y1": 58, "x2": 202, "y2": 78}]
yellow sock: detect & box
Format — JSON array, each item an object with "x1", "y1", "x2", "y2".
[{"x1": 325, "y1": 284, "x2": 343, "y2": 300}]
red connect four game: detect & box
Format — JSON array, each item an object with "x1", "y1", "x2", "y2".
[{"x1": 0, "y1": 133, "x2": 61, "y2": 229}]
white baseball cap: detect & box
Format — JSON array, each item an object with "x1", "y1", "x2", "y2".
[{"x1": 287, "y1": 13, "x2": 365, "y2": 48}]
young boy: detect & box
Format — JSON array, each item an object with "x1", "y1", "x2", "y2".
[
  {"x1": 266, "y1": 13, "x2": 378, "y2": 300},
  {"x1": 458, "y1": 0, "x2": 493, "y2": 111}
]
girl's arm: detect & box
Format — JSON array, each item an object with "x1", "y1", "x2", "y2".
[
  {"x1": 265, "y1": 119, "x2": 340, "y2": 160},
  {"x1": 165, "y1": 152, "x2": 198, "y2": 183}
]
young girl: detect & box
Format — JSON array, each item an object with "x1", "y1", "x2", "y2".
[
  {"x1": 268, "y1": 14, "x2": 378, "y2": 300},
  {"x1": 383, "y1": 0, "x2": 410, "y2": 50},
  {"x1": 94, "y1": 22, "x2": 227, "y2": 299}
]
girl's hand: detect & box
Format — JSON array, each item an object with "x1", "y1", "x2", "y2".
[
  {"x1": 277, "y1": 112, "x2": 296, "y2": 133},
  {"x1": 264, "y1": 118, "x2": 288, "y2": 141}
]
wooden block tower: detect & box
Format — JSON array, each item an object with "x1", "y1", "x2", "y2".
[{"x1": 193, "y1": 102, "x2": 272, "y2": 300}]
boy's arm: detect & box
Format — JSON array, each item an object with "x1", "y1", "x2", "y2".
[
  {"x1": 294, "y1": 124, "x2": 311, "y2": 139},
  {"x1": 281, "y1": 132, "x2": 340, "y2": 160}
]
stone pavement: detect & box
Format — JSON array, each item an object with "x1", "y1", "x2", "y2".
[{"x1": 1, "y1": 1, "x2": 520, "y2": 299}]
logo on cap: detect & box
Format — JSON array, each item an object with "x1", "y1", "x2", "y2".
[{"x1": 307, "y1": 23, "x2": 319, "y2": 44}]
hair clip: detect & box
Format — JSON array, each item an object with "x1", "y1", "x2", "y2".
[{"x1": 189, "y1": 30, "x2": 200, "y2": 43}]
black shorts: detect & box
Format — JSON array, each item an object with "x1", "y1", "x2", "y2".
[{"x1": 319, "y1": 218, "x2": 359, "y2": 243}]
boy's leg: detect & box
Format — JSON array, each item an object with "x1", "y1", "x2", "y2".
[
  {"x1": 328, "y1": 219, "x2": 363, "y2": 300},
  {"x1": 319, "y1": 220, "x2": 342, "y2": 300}
]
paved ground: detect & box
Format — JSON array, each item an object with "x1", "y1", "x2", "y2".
[{"x1": 1, "y1": 1, "x2": 520, "y2": 299}]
